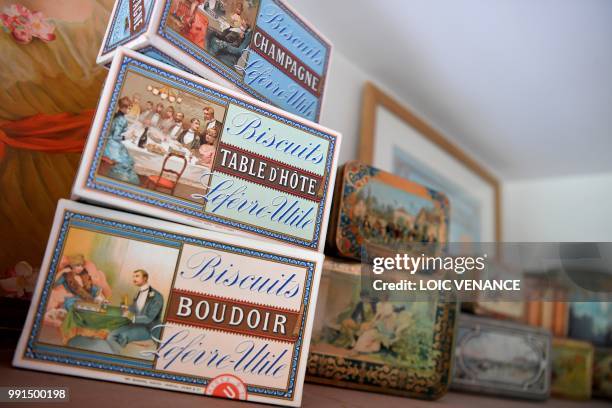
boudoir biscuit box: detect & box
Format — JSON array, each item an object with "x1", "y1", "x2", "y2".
[
  {"x1": 594, "y1": 348, "x2": 612, "y2": 399},
  {"x1": 326, "y1": 161, "x2": 450, "y2": 261},
  {"x1": 13, "y1": 199, "x2": 323, "y2": 407},
  {"x1": 306, "y1": 257, "x2": 457, "y2": 400},
  {"x1": 551, "y1": 338, "x2": 594, "y2": 400},
  {"x1": 98, "y1": 0, "x2": 331, "y2": 123},
  {"x1": 452, "y1": 313, "x2": 551, "y2": 400},
  {"x1": 73, "y1": 47, "x2": 340, "y2": 252}
]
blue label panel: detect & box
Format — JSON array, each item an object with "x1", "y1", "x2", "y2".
[
  {"x1": 256, "y1": 0, "x2": 328, "y2": 76},
  {"x1": 103, "y1": 0, "x2": 154, "y2": 54}
]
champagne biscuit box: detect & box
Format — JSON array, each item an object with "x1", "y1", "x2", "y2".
[
  {"x1": 13, "y1": 199, "x2": 324, "y2": 407},
  {"x1": 98, "y1": 0, "x2": 331, "y2": 123},
  {"x1": 73, "y1": 47, "x2": 341, "y2": 252}
]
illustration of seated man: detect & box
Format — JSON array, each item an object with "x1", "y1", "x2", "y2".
[
  {"x1": 107, "y1": 269, "x2": 163, "y2": 354},
  {"x1": 207, "y1": 20, "x2": 252, "y2": 67},
  {"x1": 45, "y1": 254, "x2": 112, "y2": 327}
]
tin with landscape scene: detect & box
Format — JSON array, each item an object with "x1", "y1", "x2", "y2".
[{"x1": 326, "y1": 161, "x2": 450, "y2": 261}]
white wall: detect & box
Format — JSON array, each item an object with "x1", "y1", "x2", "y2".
[
  {"x1": 321, "y1": 51, "x2": 612, "y2": 244},
  {"x1": 503, "y1": 172, "x2": 612, "y2": 242},
  {"x1": 318, "y1": 51, "x2": 369, "y2": 164}
]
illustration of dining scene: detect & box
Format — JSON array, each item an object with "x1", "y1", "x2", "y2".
[
  {"x1": 346, "y1": 180, "x2": 448, "y2": 246},
  {"x1": 311, "y1": 273, "x2": 439, "y2": 374},
  {"x1": 166, "y1": 0, "x2": 259, "y2": 73},
  {"x1": 38, "y1": 227, "x2": 177, "y2": 361},
  {"x1": 97, "y1": 70, "x2": 226, "y2": 202}
]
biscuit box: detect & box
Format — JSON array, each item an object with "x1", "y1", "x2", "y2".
[
  {"x1": 306, "y1": 257, "x2": 457, "y2": 400},
  {"x1": 551, "y1": 338, "x2": 594, "y2": 400},
  {"x1": 98, "y1": 0, "x2": 331, "y2": 123},
  {"x1": 452, "y1": 313, "x2": 551, "y2": 400},
  {"x1": 326, "y1": 161, "x2": 450, "y2": 261},
  {"x1": 13, "y1": 199, "x2": 324, "y2": 407},
  {"x1": 72, "y1": 47, "x2": 341, "y2": 252}
]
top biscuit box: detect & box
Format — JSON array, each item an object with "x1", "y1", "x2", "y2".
[
  {"x1": 72, "y1": 47, "x2": 340, "y2": 252},
  {"x1": 98, "y1": 0, "x2": 332, "y2": 123}
]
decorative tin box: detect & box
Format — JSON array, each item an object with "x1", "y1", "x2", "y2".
[
  {"x1": 593, "y1": 348, "x2": 612, "y2": 399},
  {"x1": 306, "y1": 257, "x2": 457, "y2": 400},
  {"x1": 13, "y1": 199, "x2": 323, "y2": 407},
  {"x1": 326, "y1": 161, "x2": 450, "y2": 261},
  {"x1": 452, "y1": 313, "x2": 551, "y2": 400},
  {"x1": 72, "y1": 47, "x2": 340, "y2": 252},
  {"x1": 551, "y1": 338, "x2": 594, "y2": 400},
  {"x1": 98, "y1": 0, "x2": 331, "y2": 123}
]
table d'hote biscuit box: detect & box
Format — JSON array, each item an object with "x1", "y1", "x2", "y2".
[
  {"x1": 13, "y1": 199, "x2": 324, "y2": 407},
  {"x1": 98, "y1": 0, "x2": 331, "y2": 123},
  {"x1": 452, "y1": 313, "x2": 552, "y2": 400},
  {"x1": 73, "y1": 47, "x2": 341, "y2": 252}
]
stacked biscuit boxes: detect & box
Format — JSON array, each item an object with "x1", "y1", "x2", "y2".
[{"x1": 13, "y1": 1, "x2": 340, "y2": 407}]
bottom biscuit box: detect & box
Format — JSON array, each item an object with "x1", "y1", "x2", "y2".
[{"x1": 13, "y1": 199, "x2": 323, "y2": 407}]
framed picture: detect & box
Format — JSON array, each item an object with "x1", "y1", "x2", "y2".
[{"x1": 359, "y1": 82, "x2": 500, "y2": 243}]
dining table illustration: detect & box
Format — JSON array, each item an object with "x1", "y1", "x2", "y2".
[
  {"x1": 60, "y1": 301, "x2": 131, "y2": 345},
  {"x1": 121, "y1": 124, "x2": 212, "y2": 191}
]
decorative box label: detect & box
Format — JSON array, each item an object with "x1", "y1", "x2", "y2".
[
  {"x1": 74, "y1": 48, "x2": 340, "y2": 251},
  {"x1": 98, "y1": 0, "x2": 332, "y2": 122},
  {"x1": 14, "y1": 200, "x2": 322, "y2": 407}
]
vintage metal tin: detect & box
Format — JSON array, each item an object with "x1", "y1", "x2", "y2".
[
  {"x1": 98, "y1": 0, "x2": 331, "y2": 123},
  {"x1": 593, "y1": 348, "x2": 612, "y2": 399},
  {"x1": 452, "y1": 313, "x2": 551, "y2": 400},
  {"x1": 551, "y1": 338, "x2": 594, "y2": 400},
  {"x1": 306, "y1": 257, "x2": 457, "y2": 400},
  {"x1": 13, "y1": 199, "x2": 323, "y2": 407},
  {"x1": 72, "y1": 47, "x2": 341, "y2": 252},
  {"x1": 326, "y1": 161, "x2": 450, "y2": 261}
]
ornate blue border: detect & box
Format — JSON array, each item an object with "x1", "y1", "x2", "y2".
[
  {"x1": 25, "y1": 210, "x2": 316, "y2": 400},
  {"x1": 86, "y1": 55, "x2": 336, "y2": 249},
  {"x1": 139, "y1": 45, "x2": 197, "y2": 76}
]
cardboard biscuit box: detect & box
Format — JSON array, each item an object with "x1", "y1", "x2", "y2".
[
  {"x1": 13, "y1": 199, "x2": 324, "y2": 407},
  {"x1": 98, "y1": 0, "x2": 332, "y2": 123},
  {"x1": 73, "y1": 47, "x2": 341, "y2": 252}
]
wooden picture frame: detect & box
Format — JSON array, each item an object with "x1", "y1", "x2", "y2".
[{"x1": 359, "y1": 82, "x2": 501, "y2": 242}]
